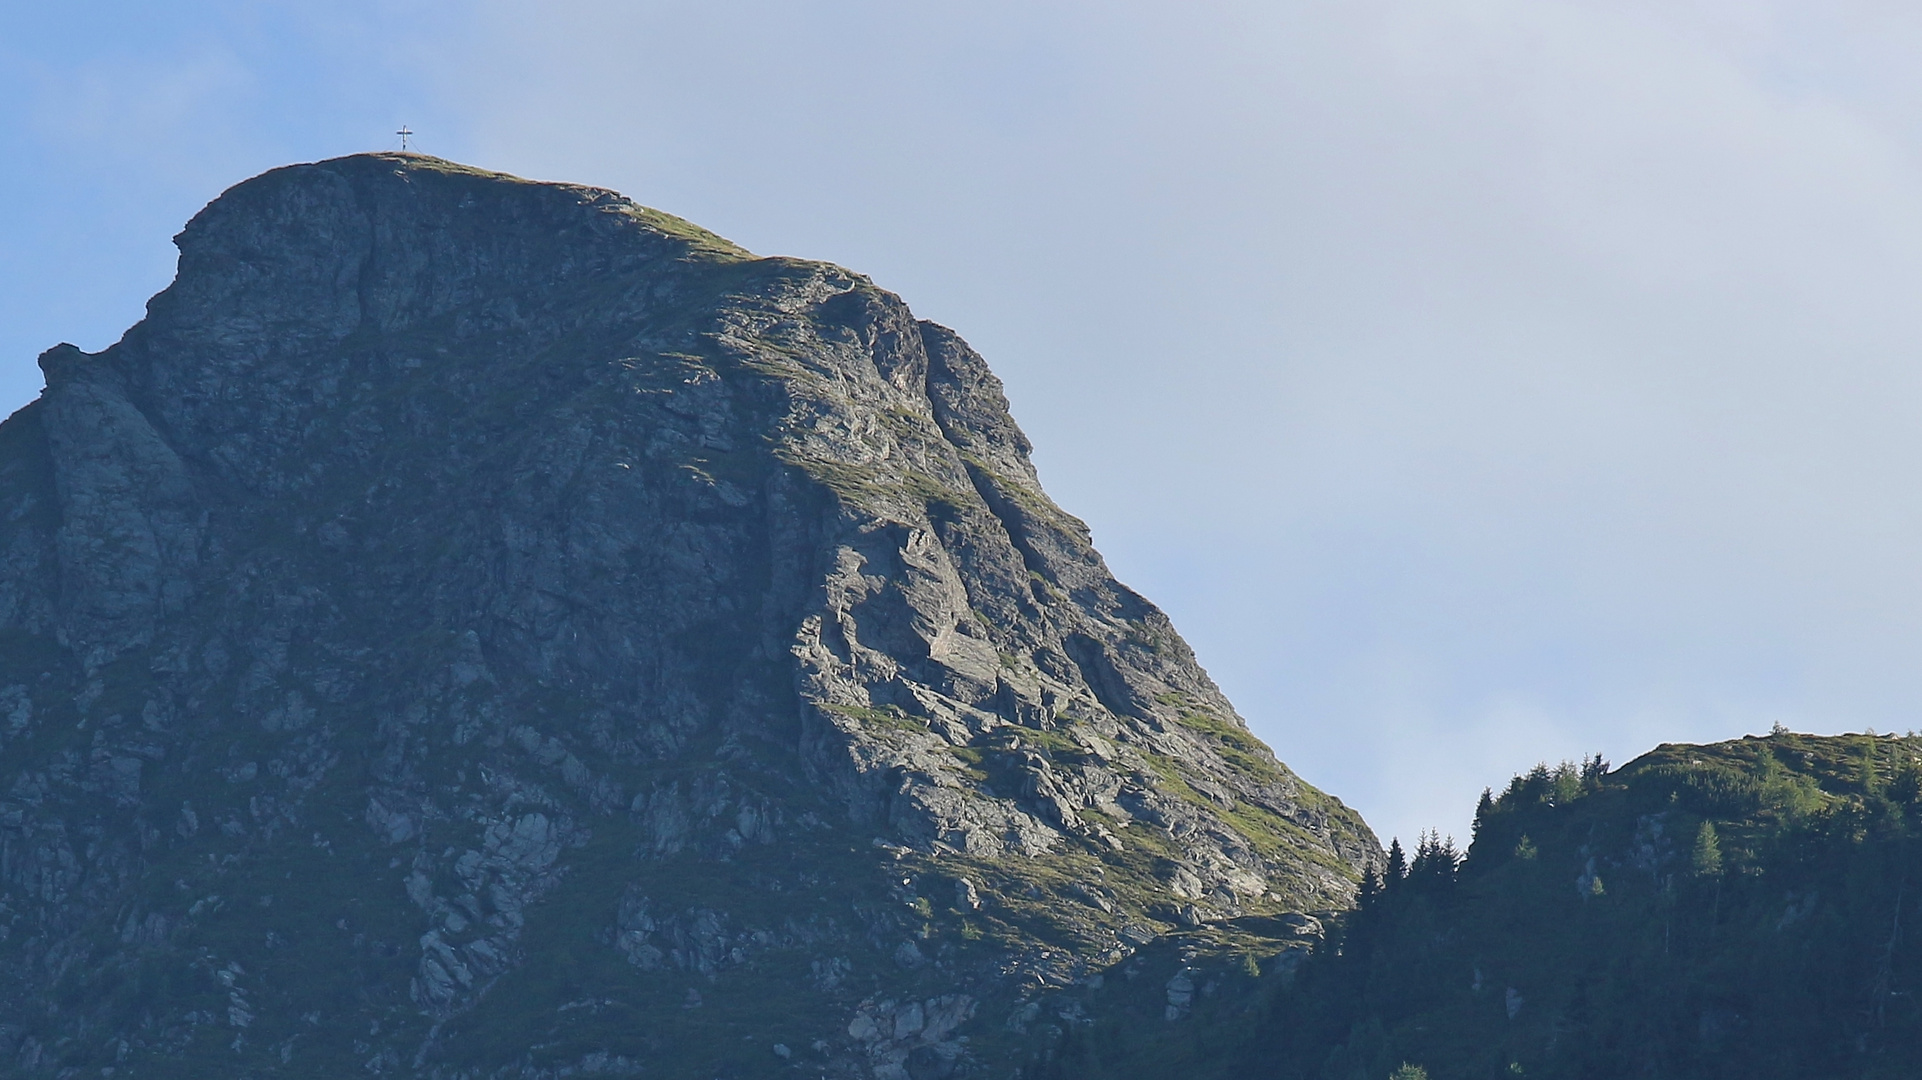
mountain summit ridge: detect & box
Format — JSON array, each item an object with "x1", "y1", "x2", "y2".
[{"x1": 0, "y1": 153, "x2": 1375, "y2": 1078}]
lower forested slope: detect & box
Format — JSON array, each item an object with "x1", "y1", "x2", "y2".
[{"x1": 1051, "y1": 731, "x2": 1922, "y2": 1080}]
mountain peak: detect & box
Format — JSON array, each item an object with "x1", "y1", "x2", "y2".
[{"x1": 0, "y1": 157, "x2": 1374, "y2": 1078}]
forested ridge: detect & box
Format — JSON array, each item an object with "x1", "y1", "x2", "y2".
[{"x1": 1051, "y1": 731, "x2": 1922, "y2": 1080}]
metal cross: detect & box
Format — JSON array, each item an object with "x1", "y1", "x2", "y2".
[{"x1": 397, "y1": 126, "x2": 414, "y2": 153}]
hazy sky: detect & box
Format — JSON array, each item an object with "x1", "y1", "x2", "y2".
[{"x1": 7, "y1": 1, "x2": 1922, "y2": 847}]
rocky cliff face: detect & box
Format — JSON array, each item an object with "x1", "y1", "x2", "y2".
[{"x1": 0, "y1": 154, "x2": 1376, "y2": 1079}]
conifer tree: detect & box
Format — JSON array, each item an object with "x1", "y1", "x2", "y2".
[
  {"x1": 1358, "y1": 866, "x2": 1384, "y2": 911},
  {"x1": 1691, "y1": 821, "x2": 1723, "y2": 878},
  {"x1": 1409, "y1": 832, "x2": 1461, "y2": 893},
  {"x1": 1472, "y1": 787, "x2": 1495, "y2": 841}
]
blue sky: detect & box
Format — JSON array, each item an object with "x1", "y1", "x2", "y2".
[{"x1": 8, "y1": 1, "x2": 1922, "y2": 847}]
